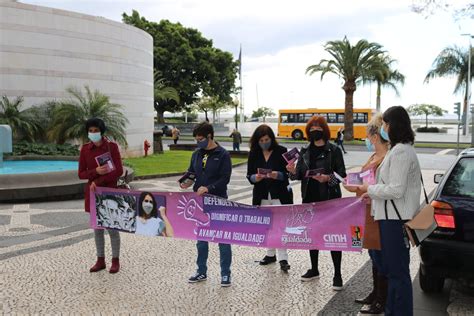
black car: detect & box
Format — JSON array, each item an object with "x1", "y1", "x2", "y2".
[{"x1": 419, "y1": 148, "x2": 474, "y2": 293}]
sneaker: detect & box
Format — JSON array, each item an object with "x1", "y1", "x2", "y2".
[
  {"x1": 259, "y1": 255, "x2": 277, "y2": 265},
  {"x1": 279, "y1": 260, "x2": 290, "y2": 272},
  {"x1": 188, "y1": 272, "x2": 207, "y2": 283},
  {"x1": 301, "y1": 269, "x2": 320, "y2": 281},
  {"x1": 333, "y1": 275, "x2": 343, "y2": 291},
  {"x1": 221, "y1": 275, "x2": 231, "y2": 287}
]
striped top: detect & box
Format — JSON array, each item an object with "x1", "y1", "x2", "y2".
[{"x1": 368, "y1": 143, "x2": 422, "y2": 220}]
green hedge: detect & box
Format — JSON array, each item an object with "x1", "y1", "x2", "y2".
[
  {"x1": 416, "y1": 127, "x2": 440, "y2": 133},
  {"x1": 10, "y1": 141, "x2": 79, "y2": 156}
]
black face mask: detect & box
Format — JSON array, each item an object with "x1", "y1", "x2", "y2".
[{"x1": 309, "y1": 130, "x2": 324, "y2": 142}]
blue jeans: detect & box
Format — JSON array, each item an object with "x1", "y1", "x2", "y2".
[
  {"x1": 233, "y1": 143, "x2": 240, "y2": 151},
  {"x1": 379, "y1": 220, "x2": 413, "y2": 316},
  {"x1": 369, "y1": 249, "x2": 384, "y2": 275},
  {"x1": 196, "y1": 241, "x2": 232, "y2": 277}
]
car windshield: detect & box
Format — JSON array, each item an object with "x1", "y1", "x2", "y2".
[{"x1": 442, "y1": 157, "x2": 474, "y2": 198}]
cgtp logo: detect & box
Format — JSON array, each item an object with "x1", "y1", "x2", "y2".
[
  {"x1": 177, "y1": 196, "x2": 210, "y2": 228},
  {"x1": 350, "y1": 225, "x2": 364, "y2": 248}
]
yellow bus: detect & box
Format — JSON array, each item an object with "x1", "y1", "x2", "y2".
[{"x1": 278, "y1": 108, "x2": 373, "y2": 140}]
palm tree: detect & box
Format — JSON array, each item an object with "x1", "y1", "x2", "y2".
[
  {"x1": 425, "y1": 46, "x2": 473, "y2": 135},
  {"x1": 306, "y1": 37, "x2": 386, "y2": 140},
  {"x1": 48, "y1": 86, "x2": 129, "y2": 146},
  {"x1": 0, "y1": 96, "x2": 42, "y2": 141}
]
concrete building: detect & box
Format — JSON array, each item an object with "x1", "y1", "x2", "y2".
[{"x1": 0, "y1": 0, "x2": 154, "y2": 156}]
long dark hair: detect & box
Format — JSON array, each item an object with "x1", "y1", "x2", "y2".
[
  {"x1": 249, "y1": 124, "x2": 279, "y2": 153},
  {"x1": 382, "y1": 106, "x2": 415, "y2": 147},
  {"x1": 138, "y1": 192, "x2": 158, "y2": 219}
]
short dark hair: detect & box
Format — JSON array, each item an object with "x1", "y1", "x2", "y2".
[
  {"x1": 306, "y1": 115, "x2": 331, "y2": 141},
  {"x1": 249, "y1": 124, "x2": 279, "y2": 153},
  {"x1": 138, "y1": 192, "x2": 158, "y2": 219},
  {"x1": 193, "y1": 122, "x2": 214, "y2": 139},
  {"x1": 85, "y1": 118, "x2": 106, "y2": 135},
  {"x1": 382, "y1": 106, "x2": 415, "y2": 147}
]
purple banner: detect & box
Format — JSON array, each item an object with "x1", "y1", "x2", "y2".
[{"x1": 90, "y1": 188, "x2": 366, "y2": 252}]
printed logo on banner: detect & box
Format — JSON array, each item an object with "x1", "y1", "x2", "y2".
[
  {"x1": 350, "y1": 225, "x2": 364, "y2": 248},
  {"x1": 177, "y1": 195, "x2": 210, "y2": 232},
  {"x1": 281, "y1": 205, "x2": 314, "y2": 246},
  {"x1": 322, "y1": 234, "x2": 348, "y2": 248}
]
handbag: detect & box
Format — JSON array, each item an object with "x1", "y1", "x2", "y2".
[
  {"x1": 385, "y1": 176, "x2": 437, "y2": 247},
  {"x1": 362, "y1": 206, "x2": 381, "y2": 250}
]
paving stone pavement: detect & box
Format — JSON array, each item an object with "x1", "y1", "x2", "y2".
[{"x1": 1, "y1": 159, "x2": 473, "y2": 315}]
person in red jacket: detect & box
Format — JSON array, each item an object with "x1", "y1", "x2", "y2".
[{"x1": 78, "y1": 118, "x2": 124, "y2": 274}]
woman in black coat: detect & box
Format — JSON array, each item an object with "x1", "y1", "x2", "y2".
[
  {"x1": 247, "y1": 124, "x2": 293, "y2": 272},
  {"x1": 287, "y1": 115, "x2": 346, "y2": 290}
]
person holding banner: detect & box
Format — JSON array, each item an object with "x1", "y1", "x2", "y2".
[
  {"x1": 179, "y1": 122, "x2": 233, "y2": 287},
  {"x1": 247, "y1": 124, "x2": 293, "y2": 272},
  {"x1": 78, "y1": 118, "x2": 124, "y2": 274},
  {"x1": 343, "y1": 113, "x2": 389, "y2": 314},
  {"x1": 360, "y1": 106, "x2": 421, "y2": 316},
  {"x1": 287, "y1": 115, "x2": 346, "y2": 291},
  {"x1": 136, "y1": 192, "x2": 174, "y2": 237}
]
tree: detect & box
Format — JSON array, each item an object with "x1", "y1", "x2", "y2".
[
  {"x1": 407, "y1": 104, "x2": 446, "y2": 128},
  {"x1": 424, "y1": 46, "x2": 473, "y2": 135},
  {"x1": 122, "y1": 11, "x2": 238, "y2": 121},
  {"x1": 154, "y1": 72, "x2": 180, "y2": 123},
  {"x1": 366, "y1": 56, "x2": 405, "y2": 112},
  {"x1": 48, "y1": 86, "x2": 129, "y2": 146},
  {"x1": 0, "y1": 96, "x2": 42, "y2": 141},
  {"x1": 411, "y1": 0, "x2": 474, "y2": 18},
  {"x1": 193, "y1": 96, "x2": 229, "y2": 122},
  {"x1": 251, "y1": 107, "x2": 275, "y2": 122},
  {"x1": 306, "y1": 37, "x2": 386, "y2": 139}
]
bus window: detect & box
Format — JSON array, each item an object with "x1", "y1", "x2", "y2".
[
  {"x1": 281, "y1": 114, "x2": 289, "y2": 123},
  {"x1": 354, "y1": 113, "x2": 368, "y2": 123},
  {"x1": 288, "y1": 113, "x2": 297, "y2": 123},
  {"x1": 337, "y1": 113, "x2": 345, "y2": 123},
  {"x1": 327, "y1": 113, "x2": 337, "y2": 123}
]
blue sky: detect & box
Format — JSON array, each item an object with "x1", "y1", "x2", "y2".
[{"x1": 23, "y1": 0, "x2": 474, "y2": 115}]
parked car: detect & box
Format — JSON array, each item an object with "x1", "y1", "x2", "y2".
[
  {"x1": 419, "y1": 148, "x2": 474, "y2": 293},
  {"x1": 155, "y1": 124, "x2": 174, "y2": 137}
]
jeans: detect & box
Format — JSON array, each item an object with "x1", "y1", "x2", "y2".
[
  {"x1": 369, "y1": 249, "x2": 384, "y2": 275},
  {"x1": 233, "y1": 143, "x2": 240, "y2": 151},
  {"x1": 379, "y1": 220, "x2": 413, "y2": 316},
  {"x1": 196, "y1": 241, "x2": 232, "y2": 277}
]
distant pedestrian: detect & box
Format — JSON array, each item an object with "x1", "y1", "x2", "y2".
[
  {"x1": 229, "y1": 128, "x2": 242, "y2": 151},
  {"x1": 78, "y1": 118, "x2": 123, "y2": 274},
  {"x1": 336, "y1": 127, "x2": 347, "y2": 154},
  {"x1": 172, "y1": 127, "x2": 180, "y2": 145}
]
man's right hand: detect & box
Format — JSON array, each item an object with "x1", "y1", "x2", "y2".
[{"x1": 179, "y1": 180, "x2": 193, "y2": 189}]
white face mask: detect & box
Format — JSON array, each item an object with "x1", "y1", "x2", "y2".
[
  {"x1": 142, "y1": 201, "x2": 153, "y2": 214},
  {"x1": 88, "y1": 132, "x2": 102, "y2": 142}
]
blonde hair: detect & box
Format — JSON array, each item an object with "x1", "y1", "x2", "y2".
[{"x1": 367, "y1": 113, "x2": 388, "y2": 143}]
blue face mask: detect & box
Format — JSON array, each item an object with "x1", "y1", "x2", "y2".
[
  {"x1": 197, "y1": 137, "x2": 209, "y2": 149},
  {"x1": 88, "y1": 132, "x2": 102, "y2": 143},
  {"x1": 380, "y1": 126, "x2": 390, "y2": 141},
  {"x1": 259, "y1": 141, "x2": 272, "y2": 151},
  {"x1": 365, "y1": 138, "x2": 374, "y2": 152}
]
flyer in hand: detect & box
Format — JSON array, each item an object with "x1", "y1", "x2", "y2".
[
  {"x1": 282, "y1": 147, "x2": 300, "y2": 164},
  {"x1": 95, "y1": 152, "x2": 115, "y2": 172}
]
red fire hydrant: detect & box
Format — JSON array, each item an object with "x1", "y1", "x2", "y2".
[{"x1": 144, "y1": 139, "x2": 151, "y2": 157}]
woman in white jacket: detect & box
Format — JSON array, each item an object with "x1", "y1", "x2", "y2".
[{"x1": 360, "y1": 106, "x2": 421, "y2": 316}]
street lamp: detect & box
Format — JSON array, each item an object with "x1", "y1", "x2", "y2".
[{"x1": 461, "y1": 33, "x2": 474, "y2": 147}]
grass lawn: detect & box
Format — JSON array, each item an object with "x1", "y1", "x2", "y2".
[{"x1": 124, "y1": 151, "x2": 247, "y2": 177}]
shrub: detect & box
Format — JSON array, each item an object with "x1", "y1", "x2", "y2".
[
  {"x1": 10, "y1": 141, "x2": 79, "y2": 156},
  {"x1": 416, "y1": 127, "x2": 440, "y2": 133}
]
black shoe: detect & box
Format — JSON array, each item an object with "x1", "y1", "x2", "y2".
[
  {"x1": 333, "y1": 275, "x2": 343, "y2": 291},
  {"x1": 279, "y1": 260, "x2": 290, "y2": 272},
  {"x1": 301, "y1": 269, "x2": 320, "y2": 281},
  {"x1": 360, "y1": 301, "x2": 384, "y2": 314},
  {"x1": 221, "y1": 275, "x2": 231, "y2": 287},
  {"x1": 355, "y1": 292, "x2": 375, "y2": 305},
  {"x1": 188, "y1": 272, "x2": 207, "y2": 283},
  {"x1": 259, "y1": 255, "x2": 277, "y2": 265}
]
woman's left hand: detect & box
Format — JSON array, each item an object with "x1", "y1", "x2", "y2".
[
  {"x1": 197, "y1": 186, "x2": 209, "y2": 196},
  {"x1": 268, "y1": 171, "x2": 279, "y2": 179},
  {"x1": 312, "y1": 174, "x2": 330, "y2": 183},
  {"x1": 360, "y1": 192, "x2": 371, "y2": 204}
]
